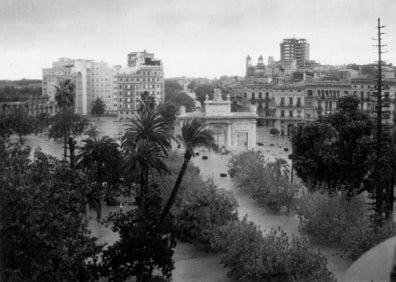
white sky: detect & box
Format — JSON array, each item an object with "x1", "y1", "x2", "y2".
[{"x1": 0, "y1": 0, "x2": 395, "y2": 79}]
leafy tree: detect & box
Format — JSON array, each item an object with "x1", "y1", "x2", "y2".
[
  {"x1": 298, "y1": 191, "x2": 396, "y2": 260},
  {"x1": 157, "y1": 102, "x2": 178, "y2": 127},
  {"x1": 159, "y1": 118, "x2": 216, "y2": 227},
  {"x1": 48, "y1": 112, "x2": 89, "y2": 142},
  {"x1": 0, "y1": 141, "x2": 102, "y2": 281},
  {"x1": 292, "y1": 96, "x2": 374, "y2": 196},
  {"x1": 76, "y1": 136, "x2": 121, "y2": 219},
  {"x1": 228, "y1": 151, "x2": 298, "y2": 211},
  {"x1": 91, "y1": 98, "x2": 106, "y2": 120},
  {"x1": 186, "y1": 81, "x2": 196, "y2": 92},
  {"x1": 54, "y1": 79, "x2": 75, "y2": 159},
  {"x1": 0, "y1": 115, "x2": 12, "y2": 138},
  {"x1": 165, "y1": 91, "x2": 195, "y2": 112},
  {"x1": 9, "y1": 110, "x2": 33, "y2": 142},
  {"x1": 210, "y1": 217, "x2": 335, "y2": 282},
  {"x1": 34, "y1": 112, "x2": 51, "y2": 134},
  {"x1": 164, "y1": 79, "x2": 183, "y2": 99},
  {"x1": 194, "y1": 83, "x2": 215, "y2": 105},
  {"x1": 155, "y1": 152, "x2": 238, "y2": 246},
  {"x1": 100, "y1": 186, "x2": 176, "y2": 282}
]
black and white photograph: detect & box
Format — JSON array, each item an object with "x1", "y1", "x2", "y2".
[{"x1": 1, "y1": 0, "x2": 396, "y2": 281}]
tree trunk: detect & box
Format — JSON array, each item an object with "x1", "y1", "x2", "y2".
[
  {"x1": 63, "y1": 107, "x2": 67, "y2": 160},
  {"x1": 158, "y1": 153, "x2": 191, "y2": 227}
]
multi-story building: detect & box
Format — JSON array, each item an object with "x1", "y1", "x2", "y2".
[
  {"x1": 88, "y1": 61, "x2": 117, "y2": 114},
  {"x1": 116, "y1": 51, "x2": 164, "y2": 120},
  {"x1": 43, "y1": 58, "x2": 117, "y2": 115},
  {"x1": 280, "y1": 38, "x2": 309, "y2": 68},
  {"x1": 230, "y1": 79, "x2": 352, "y2": 135},
  {"x1": 351, "y1": 78, "x2": 396, "y2": 125},
  {"x1": 305, "y1": 81, "x2": 351, "y2": 119}
]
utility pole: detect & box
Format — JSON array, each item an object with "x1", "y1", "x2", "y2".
[
  {"x1": 372, "y1": 18, "x2": 394, "y2": 224},
  {"x1": 376, "y1": 17, "x2": 385, "y2": 156}
]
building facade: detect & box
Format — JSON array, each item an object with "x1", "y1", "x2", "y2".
[
  {"x1": 116, "y1": 51, "x2": 164, "y2": 120},
  {"x1": 178, "y1": 88, "x2": 257, "y2": 150},
  {"x1": 229, "y1": 79, "x2": 353, "y2": 135},
  {"x1": 280, "y1": 38, "x2": 309, "y2": 68},
  {"x1": 351, "y1": 78, "x2": 396, "y2": 125},
  {"x1": 43, "y1": 58, "x2": 117, "y2": 115}
]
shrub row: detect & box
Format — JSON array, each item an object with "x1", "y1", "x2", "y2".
[
  {"x1": 228, "y1": 151, "x2": 298, "y2": 212},
  {"x1": 298, "y1": 191, "x2": 396, "y2": 260},
  {"x1": 210, "y1": 217, "x2": 336, "y2": 282},
  {"x1": 156, "y1": 152, "x2": 239, "y2": 246}
]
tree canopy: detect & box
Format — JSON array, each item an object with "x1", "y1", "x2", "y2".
[
  {"x1": 91, "y1": 98, "x2": 106, "y2": 120},
  {"x1": 0, "y1": 141, "x2": 102, "y2": 281},
  {"x1": 292, "y1": 96, "x2": 374, "y2": 196}
]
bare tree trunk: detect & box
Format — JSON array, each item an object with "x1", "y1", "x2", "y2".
[
  {"x1": 158, "y1": 153, "x2": 191, "y2": 227},
  {"x1": 63, "y1": 107, "x2": 67, "y2": 160}
]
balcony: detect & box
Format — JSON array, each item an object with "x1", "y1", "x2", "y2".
[{"x1": 277, "y1": 104, "x2": 304, "y2": 109}]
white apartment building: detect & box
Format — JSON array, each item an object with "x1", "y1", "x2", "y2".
[
  {"x1": 43, "y1": 58, "x2": 117, "y2": 115},
  {"x1": 116, "y1": 51, "x2": 165, "y2": 120}
]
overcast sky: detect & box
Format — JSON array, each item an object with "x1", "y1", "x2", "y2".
[{"x1": 1, "y1": 0, "x2": 395, "y2": 79}]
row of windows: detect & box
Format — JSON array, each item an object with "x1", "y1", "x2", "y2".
[
  {"x1": 279, "y1": 97, "x2": 302, "y2": 106},
  {"x1": 279, "y1": 110, "x2": 303, "y2": 118},
  {"x1": 118, "y1": 77, "x2": 162, "y2": 82},
  {"x1": 119, "y1": 84, "x2": 161, "y2": 89}
]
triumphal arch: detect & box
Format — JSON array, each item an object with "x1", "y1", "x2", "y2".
[{"x1": 178, "y1": 88, "x2": 257, "y2": 150}]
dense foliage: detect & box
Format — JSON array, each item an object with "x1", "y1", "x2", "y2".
[
  {"x1": 228, "y1": 151, "x2": 298, "y2": 211},
  {"x1": 0, "y1": 140, "x2": 102, "y2": 281},
  {"x1": 0, "y1": 85, "x2": 42, "y2": 102},
  {"x1": 292, "y1": 96, "x2": 373, "y2": 196},
  {"x1": 91, "y1": 97, "x2": 106, "y2": 119},
  {"x1": 210, "y1": 217, "x2": 335, "y2": 282},
  {"x1": 298, "y1": 192, "x2": 396, "y2": 260},
  {"x1": 156, "y1": 152, "x2": 238, "y2": 246},
  {"x1": 100, "y1": 186, "x2": 176, "y2": 282},
  {"x1": 48, "y1": 111, "x2": 90, "y2": 141}
]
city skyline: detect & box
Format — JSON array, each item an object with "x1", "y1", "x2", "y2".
[{"x1": 1, "y1": 0, "x2": 396, "y2": 80}]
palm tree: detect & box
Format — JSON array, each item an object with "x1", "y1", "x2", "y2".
[
  {"x1": 77, "y1": 136, "x2": 121, "y2": 220},
  {"x1": 158, "y1": 118, "x2": 216, "y2": 227},
  {"x1": 123, "y1": 140, "x2": 168, "y2": 215},
  {"x1": 54, "y1": 79, "x2": 75, "y2": 159},
  {"x1": 122, "y1": 110, "x2": 173, "y2": 155}
]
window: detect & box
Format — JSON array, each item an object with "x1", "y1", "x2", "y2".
[
  {"x1": 281, "y1": 110, "x2": 285, "y2": 117},
  {"x1": 289, "y1": 111, "x2": 293, "y2": 117},
  {"x1": 280, "y1": 97, "x2": 285, "y2": 106},
  {"x1": 259, "y1": 92, "x2": 262, "y2": 99},
  {"x1": 297, "y1": 97, "x2": 301, "y2": 106},
  {"x1": 244, "y1": 92, "x2": 247, "y2": 98},
  {"x1": 252, "y1": 93, "x2": 255, "y2": 100},
  {"x1": 289, "y1": 97, "x2": 293, "y2": 105}
]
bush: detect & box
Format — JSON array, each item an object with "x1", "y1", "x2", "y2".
[
  {"x1": 298, "y1": 191, "x2": 396, "y2": 260},
  {"x1": 228, "y1": 151, "x2": 298, "y2": 212},
  {"x1": 210, "y1": 217, "x2": 335, "y2": 282},
  {"x1": 156, "y1": 152, "x2": 238, "y2": 246}
]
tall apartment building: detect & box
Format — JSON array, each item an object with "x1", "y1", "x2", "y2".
[
  {"x1": 280, "y1": 38, "x2": 309, "y2": 68},
  {"x1": 88, "y1": 62, "x2": 117, "y2": 114},
  {"x1": 42, "y1": 58, "x2": 91, "y2": 115},
  {"x1": 116, "y1": 51, "x2": 164, "y2": 120},
  {"x1": 43, "y1": 58, "x2": 117, "y2": 115}
]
